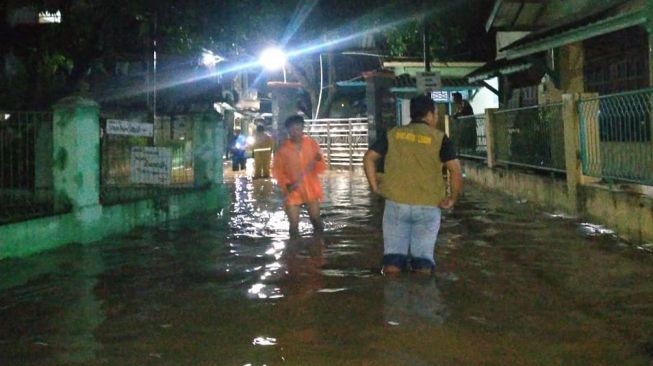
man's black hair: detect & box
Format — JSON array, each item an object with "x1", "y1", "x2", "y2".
[
  {"x1": 410, "y1": 95, "x2": 435, "y2": 120},
  {"x1": 284, "y1": 114, "x2": 305, "y2": 128},
  {"x1": 452, "y1": 92, "x2": 463, "y2": 101},
  {"x1": 256, "y1": 124, "x2": 265, "y2": 132}
]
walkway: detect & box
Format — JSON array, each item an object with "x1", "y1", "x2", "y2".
[{"x1": 1, "y1": 167, "x2": 652, "y2": 365}]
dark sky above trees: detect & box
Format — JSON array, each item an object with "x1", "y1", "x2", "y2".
[{"x1": 1, "y1": 0, "x2": 496, "y2": 108}]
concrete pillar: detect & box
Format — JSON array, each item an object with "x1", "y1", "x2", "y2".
[
  {"x1": 484, "y1": 108, "x2": 498, "y2": 168},
  {"x1": 363, "y1": 70, "x2": 395, "y2": 145},
  {"x1": 192, "y1": 109, "x2": 222, "y2": 187},
  {"x1": 52, "y1": 97, "x2": 100, "y2": 214},
  {"x1": 562, "y1": 93, "x2": 581, "y2": 213},
  {"x1": 269, "y1": 82, "x2": 303, "y2": 144},
  {"x1": 215, "y1": 116, "x2": 225, "y2": 183}
]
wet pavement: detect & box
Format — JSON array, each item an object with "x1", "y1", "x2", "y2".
[{"x1": 1, "y1": 166, "x2": 653, "y2": 365}]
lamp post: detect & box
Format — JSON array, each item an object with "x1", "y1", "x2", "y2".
[{"x1": 259, "y1": 47, "x2": 287, "y2": 82}]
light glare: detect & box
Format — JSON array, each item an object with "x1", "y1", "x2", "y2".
[{"x1": 259, "y1": 48, "x2": 287, "y2": 70}]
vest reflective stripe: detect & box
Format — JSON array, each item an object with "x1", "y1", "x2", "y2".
[
  {"x1": 381, "y1": 123, "x2": 446, "y2": 206},
  {"x1": 253, "y1": 148, "x2": 272, "y2": 152}
]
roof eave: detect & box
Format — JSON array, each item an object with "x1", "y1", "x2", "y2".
[{"x1": 504, "y1": 8, "x2": 647, "y2": 60}]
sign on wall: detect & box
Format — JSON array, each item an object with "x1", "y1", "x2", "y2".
[
  {"x1": 106, "y1": 119, "x2": 154, "y2": 137},
  {"x1": 130, "y1": 146, "x2": 172, "y2": 185},
  {"x1": 416, "y1": 71, "x2": 442, "y2": 94},
  {"x1": 172, "y1": 116, "x2": 190, "y2": 140}
]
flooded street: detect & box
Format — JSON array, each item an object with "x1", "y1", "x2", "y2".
[{"x1": 1, "y1": 169, "x2": 653, "y2": 365}]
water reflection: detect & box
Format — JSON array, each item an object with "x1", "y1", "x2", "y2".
[
  {"x1": 0, "y1": 245, "x2": 105, "y2": 364},
  {"x1": 383, "y1": 277, "x2": 448, "y2": 326},
  {"x1": 0, "y1": 169, "x2": 652, "y2": 365}
]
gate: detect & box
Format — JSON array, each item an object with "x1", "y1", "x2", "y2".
[{"x1": 304, "y1": 118, "x2": 369, "y2": 169}]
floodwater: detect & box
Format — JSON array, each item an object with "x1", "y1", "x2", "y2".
[{"x1": 1, "y1": 167, "x2": 653, "y2": 365}]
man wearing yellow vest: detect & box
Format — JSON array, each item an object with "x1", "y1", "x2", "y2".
[
  {"x1": 252, "y1": 124, "x2": 274, "y2": 178},
  {"x1": 363, "y1": 95, "x2": 463, "y2": 274}
]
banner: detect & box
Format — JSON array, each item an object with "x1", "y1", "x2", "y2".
[{"x1": 106, "y1": 119, "x2": 154, "y2": 137}]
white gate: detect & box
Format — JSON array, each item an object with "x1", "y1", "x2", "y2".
[{"x1": 304, "y1": 118, "x2": 369, "y2": 169}]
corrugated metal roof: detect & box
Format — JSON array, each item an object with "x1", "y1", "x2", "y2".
[
  {"x1": 465, "y1": 58, "x2": 535, "y2": 82},
  {"x1": 487, "y1": 0, "x2": 548, "y2": 31},
  {"x1": 501, "y1": 0, "x2": 632, "y2": 51}
]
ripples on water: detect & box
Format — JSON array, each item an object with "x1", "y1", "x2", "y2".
[{"x1": 0, "y1": 169, "x2": 652, "y2": 365}]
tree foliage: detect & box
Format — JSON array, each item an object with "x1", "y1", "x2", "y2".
[{"x1": 384, "y1": 0, "x2": 495, "y2": 61}]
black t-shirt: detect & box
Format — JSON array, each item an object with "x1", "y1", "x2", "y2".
[{"x1": 369, "y1": 124, "x2": 457, "y2": 163}]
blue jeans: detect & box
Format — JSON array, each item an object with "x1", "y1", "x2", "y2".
[{"x1": 382, "y1": 200, "x2": 441, "y2": 271}]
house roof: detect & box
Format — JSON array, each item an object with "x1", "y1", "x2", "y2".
[
  {"x1": 382, "y1": 60, "x2": 484, "y2": 79},
  {"x1": 500, "y1": 2, "x2": 647, "y2": 59},
  {"x1": 335, "y1": 74, "x2": 482, "y2": 93},
  {"x1": 485, "y1": 0, "x2": 548, "y2": 32},
  {"x1": 465, "y1": 57, "x2": 535, "y2": 83},
  {"x1": 391, "y1": 74, "x2": 482, "y2": 92}
]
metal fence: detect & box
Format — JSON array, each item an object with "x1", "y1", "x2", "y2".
[
  {"x1": 100, "y1": 115, "x2": 195, "y2": 205},
  {"x1": 305, "y1": 118, "x2": 368, "y2": 169},
  {"x1": 0, "y1": 111, "x2": 64, "y2": 224},
  {"x1": 578, "y1": 88, "x2": 653, "y2": 185},
  {"x1": 492, "y1": 103, "x2": 566, "y2": 173},
  {"x1": 450, "y1": 114, "x2": 487, "y2": 160}
]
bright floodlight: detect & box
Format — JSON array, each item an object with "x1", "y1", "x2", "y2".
[
  {"x1": 259, "y1": 47, "x2": 287, "y2": 70},
  {"x1": 201, "y1": 50, "x2": 224, "y2": 68}
]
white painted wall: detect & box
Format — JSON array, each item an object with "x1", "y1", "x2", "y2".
[
  {"x1": 399, "y1": 98, "x2": 411, "y2": 125},
  {"x1": 469, "y1": 77, "x2": 499, "y2": 114}
]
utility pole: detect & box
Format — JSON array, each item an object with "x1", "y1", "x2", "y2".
[
  {"x1": 423, "y1": 21, "x2": 431, "y2": 72},
  {"x1": 153, "y1": 12, "x2": 158, "y2": 120}
]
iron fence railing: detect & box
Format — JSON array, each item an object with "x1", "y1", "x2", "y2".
[
  {"x1": 100, "y1": 115, "x2": 195, "y2": 205},
  {"x1": 305, "y1": 118, "x2": 368, "y2": 169},
  {"x1": 578, "y1": 88, "x2": 653, "y2": 185},
  {"x1": 0, "y1": 111, "x2": 65, "y2": 224},
  {"x1": 492, "y1": 103, "x2": 566, "y2": 173},
  {"x1": 451, "y1": 114, "x2": 487, "y2": 160}
]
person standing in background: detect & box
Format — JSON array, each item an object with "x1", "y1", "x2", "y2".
[
  {"x1": 252, "y1": 124, "x2": 274, "y2": 179},
  {"x1": 230, "y1": 128, "x2": 247, "y2": 171},
  {"x1": 452, "y1": 92, "x2": 477, "y2": 153}
]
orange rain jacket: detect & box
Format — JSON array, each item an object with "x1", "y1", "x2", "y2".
[{"x1": 272, "y1": 135, "x2": 326, "y2": 206}]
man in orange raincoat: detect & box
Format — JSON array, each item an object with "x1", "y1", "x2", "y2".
[{"x1": 273, "y1": 115, "x2": 326, "y2": 237}]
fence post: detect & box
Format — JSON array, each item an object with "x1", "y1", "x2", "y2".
[
  {"x1": 348, "y1": 118, "x2": 353, "y2": 171},
  {"x1": 52, "y1": 97, "x2": 101, "y2": 216},
  {"x1": 562, "y1": 93, "x2": 582, "y2": 213},
  {"x1": 484, "y1": 108, "x2": 498, "y2": 168},
  {"x1": 327, "y1": 120, "x2": 332, "y2": 169}
]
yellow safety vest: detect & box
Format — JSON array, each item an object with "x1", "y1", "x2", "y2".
[{"x1": 381, "y1": 122, "x2": 446, "y2": 206}]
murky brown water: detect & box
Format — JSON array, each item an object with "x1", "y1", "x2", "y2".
[{"x1": 1, "y1": 169, "x2": 653, "y2": 365}]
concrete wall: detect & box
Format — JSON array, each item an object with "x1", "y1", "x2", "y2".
[
  {"x1": 463, "y1": 161, "x2": 573, "y2": 212},
  {"x1": 463, "y1": 160, "x2": 653, "y2": 244},
  {"x1": 0, "y1": 186, "x2": 227, "y2": 259},
  {"x1": 0, "y1": 97, "x2": 227, "y2": 260}
]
